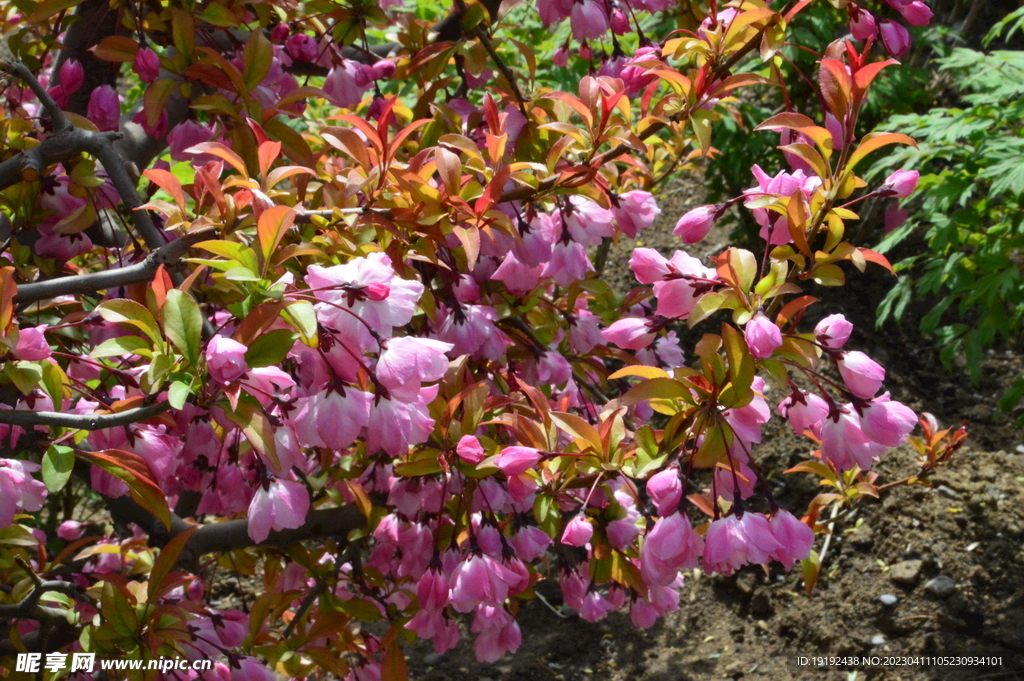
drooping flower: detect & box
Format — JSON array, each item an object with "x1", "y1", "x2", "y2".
[
  {"x1": 13, "y1": 325, "x2": 51, "y2": 361},
  {"x1": 456, "y1": 435, "x2": 486, "y2": 464},
  {"x1": 614, "y1": 191, "x2": 660, "y2": 239},
  {"x1": 777, "y1": 390, "x2": 829, "y2": 435},
  {"x1": 561, "y1": 515, "x2": 593, "y2": 547},
  {"x1": 646, "y1": 466, "x2": 682, "y2": 517},
  {"x1": 814, "y1": 313, "x2": 853, "y2": 349},
  {"x1": 820, "y1": 406, "x2": 886, "y2": 472},
  {"x1": 768, "y1": 509, "x2": 815, "y2": 569},
  {"x1": 0, "y1": 459, "x2": 47, "y2": 528},
  {"x1": 376, "y1": 337, "x2": 453, "y2": 402},
  {"x1": 879, "y1": 19, "x2": 911, "y2": 57},
  {"x1": 86, "y1": 85, "x2": 120, "y2": 132},
  {"x1": 601, "y1": 318, "x2": 656, "y2": 350},
  {"x1": 837, "y1": 351, "x2": 885, "y2": 399},
  {"x1": 859, "y1": 392, "x2": 917, "y2": 447},
  {"x1": 673, "y1": 205, "x2": 719, "y2": 243},
  {"x1": 134, "y1": 47, "x2": 160, "y2": 82},
  {"x1": 247, "y1": 477, "x2": 310, "y2": 543},
  {"x1": 641, "y1": 511, "x2": 703, "y2": 585},
  {"x1": 570, "y1": 0, "x2": 608, "y2": 40}
]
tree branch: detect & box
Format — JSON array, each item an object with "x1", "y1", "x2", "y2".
[
  {"x1": 13, "y1": 228, "x2": 216, "y2": 305},
  {"x1": 0, "y1": 401, "x2": 170, "y2": 430}
]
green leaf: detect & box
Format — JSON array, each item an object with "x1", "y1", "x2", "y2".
[
  {"x1": 721, "y1": 323, "x2": 754, "y2": 406},
  {"x1": 168, "y1": 381, "x2": 191, "y2": 409},
  {"x1": 801, "y1": 549, "x2": 821, "y2": 596},
  {"x1": 282, "y1": 300, "x2": 318, "y2": 345},
  {"x1": 7, "y1": 361, "x2": 42, "y2": 395},
  {"x1": 161, "y1": 290, "x2": 202, "y2": 368},
  {"x1": 89, "y1": 336, "x2": 151, "y2": 359},
  {"x1": 97, "y1": 299, "x2": 162, "y2": 346},
  {"x1": 223, "y1": 395, "x2": 281, "y2": 471},
  {"x1": 244, "y1": 329, "x2": 296, "y2": 368},
  {"x1": 42, "y1": 445, "x2": 74, "y2": 493},
  {"x1": 148, "y1": 526, "x2": 198, "y2": 602},
  {"x1": 242, "y1": 29, "x2": 273, "y2": 92}
]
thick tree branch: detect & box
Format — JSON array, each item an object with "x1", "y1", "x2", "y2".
[
  {"x1": 14, "y1": 228, "x2": 216, "y2": 305},
  {"x1": 0, "y1": 401, "x2": 170, "y2": 430}
]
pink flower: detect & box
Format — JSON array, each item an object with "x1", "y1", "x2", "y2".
[
  {"x1": 673, "y1": 205, "x2": 718, "y2": 243},
  {"x1": 472, "y1": 605, "x2": 522, "y2": 662},
  {"x1": 247, "y1": 477, "x2": 310, "y2": 543},
  {"x1": 744, "y1": 312, "x2": 782, "y2": 359},
  {"x1": 561, "y1": 515, "x2": 593, "y2": 547},
  {"x1": 286, "y1": 33, "x2": 319, "y2": 62},
  {"x1": 849, "y1": 6, "x2": 877, "y2": 41},
  {"x1": 640, "y1": 512, "x2": 703, "y2": 585},
  {"x1": 58, "y1": 520, "x2": 84, "y2": 540},
  {"x1": 897, "y1": 0, "x2": 933, "y2": 26},
  {"x1": 602, "y1": 318, "x2": 656, "y2": 350},
  {"x1": 231, "y1": 657, "x2": 276, "y2": 681},
  {"x1": 882, "y1": 169, "x2": 919, "y2": 198},
  {"x1": 449, "y1": 555, "x2": 515, "y2": 612},
  {"x1": 13, "y1": 325, "x2": 51, "y2": 361},
  {"x1": 570, "y1": 0, "x2": 608, "y2": 40},
  {"x1": 610, "y1": 8, "x2": 629, "y2": 34},
  {"x1": 59, "y1": 59, "x2": 84, "y2": 95},
  {"x1": 86, "y1": 85, "x2": 120, "y2": 132},
  {"x1": 564, "y1": 197, "x2": 616, "y2": 247},
  {"x1": 777, "y1": 390, "x2": 829, "y2": 435},
  {"x1": 703, "y1": 512, "x2": 782, "y2": 576},
  {"x1": 820, "y1": 407, "x2": 886, "y2": 472},
  {"x1": 744, "y1": 164, "x2": 821, "y2": 245},
  {"x1": 323, "y1": 60, "x2": 371, "y2": 108},
  {"x1": 837, "y1": 351, "x2": 885, "y2": 399},
  {"x1": 814, "y1": 313, "x2": 853, "y2": 349},
  {"x1": 376, "y1": 337, "x2": 453, "y2": 402},
  {"x1": 553, "y1": 45, "x2": 570, "y2": 66},
  {"x1": 614, "y1": 191, "x2": 660, "y2": 239},
  {"x1": 493, "y1": 252, "x2": 543, "y2": 295},
  {"x1": 435, "y1": 303, "x2": 510, "y2": 362},
  {"x1": 457, "y1": 435, "x2": 486, "y2": 464},
  {"x1": 629, "y1": 247, "x2": 671, "y2": 284},
  {"x1": 510, "y1": 525, "x2": 551, "y2": 561},
  {"x1": 306, "y1": 388, "x2": 372, "y2": 451},
  {"x1": 579, "y1": 590, "x2": 616, "y2": 622},
  {"x1": 494, "y1": 446, "x2": 542, "y2": 476},
  {"x1": 0, "y1": 459, "x2": 47, "y2": 528},
  {"x1": 543, "y1": 240, "x2": 593, "y2": 286},
  {"x1": 646, "y1": 466, "x2": 682, "y2": 517},
  {"x1": 366, "y1": 389, "x2": 436, "y2": 456},
  {"x1": 206, "y1": 335, "x2": 248, "y2": 385},
  {"x1": 768, "y1": 509, "x2": 815, "y2": 569},
  {"x1": 134, "y1": 47, "x2": 160, "y2": 83},
  {"x1": 652, "y1": 251, "x2": 719, "y2": 319},
  {"x1": 569, "y1": 310, "x2": 603, "y2": 354},
  {"x1": 167, "y1": 120, "x2": 215, "y2": 162},
  {"x1": 880, "y1": 19, "x2": 911, "y2": 57},
  {"x1": 860, "y1": 392, "x2": 917, "y2": 447},
  {"x1": 538, "y1": 0, "x2": 574, "y2": 25}
]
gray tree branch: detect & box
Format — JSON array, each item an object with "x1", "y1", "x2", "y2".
[{"x1": 0, "y1": 401, "x2": 171, "y2": 430}]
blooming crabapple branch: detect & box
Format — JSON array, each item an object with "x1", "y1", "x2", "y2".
[
  {"x1": 0, "y1": 400, "x2": 170, "y2": 430},
  {"x1": 13, "y1": 227, "x2": 217, "y2": 305}
]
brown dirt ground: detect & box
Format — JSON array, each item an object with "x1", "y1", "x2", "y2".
[{"x1": 404, "y1": 174, "x2": 1024, "y2": 681}]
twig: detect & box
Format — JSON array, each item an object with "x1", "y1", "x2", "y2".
[
  {"x1": 817, "y1": 501, "x2": 842, "y2": 567},
  {"x1": 0, "y1": 60, "x2": 71, "y2": 133},
  {"x1": 0, "y1": 400, "x2": 170, "y2": 430},
  {"x1": 471, "y1": 26, "x2": 529, "y2": 117},
  {"x1": 14, "y1": 227, "x2": 216, "y2": 305},
  {"x1": 0, "y1": 559, "x2": 81, "y2": 622}
]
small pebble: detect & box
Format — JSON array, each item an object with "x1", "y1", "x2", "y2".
[
  {"x1": 880, "y1": 594, "x2": 898, "y2": 606},
  {"x1": 423, "y1": 653, "x2": 442, "y2": 665},
  {"x1": 936, "y1": 485, "x2": 960, "y2": 499},
  {"x1": 924, "y1": 575, "x2": 957, "y2": 598},
  {"x1": 871, "y1": 634, "x2": 887, "y2": 646},
  {"x1": 888, "y1": 559, "x2": 923, "y2": 585}
]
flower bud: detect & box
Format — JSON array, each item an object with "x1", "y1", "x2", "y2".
[
  {"x1": 456, "y1": 435, "x2": 486, "y2": 464},
  {"x1": 744, "y1": 312, "x2": 782, "y2": 359},
  {"x1": 553, "y1": 46, "x2": 569, "y2": 67},
  {"x1": 814, "y1": 313, "x2": 853, "y2": 349},
  {"x1": 58, "y1": 520, "x2": 84, "y2": 541},
  {"x1": 206, "y1": 335, "x2": 249, "y2": 385},
  {"x1": 494, "y1": 446, "x2": 542, "y2": 476},
  {"x1": 879, "y1": 19, "x2": 911, "y2": 58},
  {"x1": 86, "y1": 85, "x2": 120, "y2": 132},
  {"x1": 561, "y1": 515, "x2": 593, "y2": 547},
  {"x1": 672, "y1": 205, "x2": 718, "y2": 243},
  {"x1": 882, "y1": 169, "x2": 919, "y2": 198},
  {"x1": 646, "y1": 466, "x2": 682, "y2": 516},
  {"x1": 849, "y1": 6, "x2": 877, "y2": 41},
  {"x1": 134, "y1": 47, "x2": 160, "y2": 83},
  {"x1": 898, "y1": 0, "x2": 933, "y2": 26},
  {"x1": 837, "y1": 351, "x2": 885, "y2": 399},
  {"x1": 610, "y1": 8, "x2": 629, "y2": 35}
]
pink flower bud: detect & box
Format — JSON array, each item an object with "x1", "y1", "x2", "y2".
[
  {"x1": 898, "y1": 0, "x2": 933, "y2": 26},
  {"x1": 837, "y1": 351, "x2": 885, "y2": 399},
  {"x1": 457, "y1": 435, "x2": 486, "y2": 464},
  {"x1": 601, "y1": 318, "x2": 656, "y2": 350},
  {"x1": 206, "y1": 335, "x2": 249, "y2": 385},
  {"x1": 641, "y1": 511, "x2": 703, "y2": 585},
  {"x1": 578, "y1": 42, "x2": 592, "y2": 61},
  {"x1": 510, "y1": 525, "x2": 551, "y2": 561},
  {"x1": 814, "y1": 313, "x2": 853, "y2": 349},
  {"x1": 59, "y1": 59, "x2": 84, "y2": 95},
  {"x1": 744, "y1": 312, "x2": 782, "y2": 359},
  {"x1": 133, "y1": 47, "x2": 160, "y2": 83},
  {"x1": 286, "y1": 33, "x2": 319, "y2": 62},
  {"x1": 629, "y1": 247, "x2": 670, "y2": 284},
  {"x1": 883, "y1": 169, "x2": 919, "y2": 198},
  {"x1": 58, "y1": 520, "x2": 84, "y2": 541},
  {"x1": 494, "y1": 446, "x2": 542, "y2": 476},
  {"x1": 610, "y1": 8, "x2": 629, "y2": 35},
  {"x1": 13, "y1": 325, "x2": 51, "y2": 361},
  {"x1": 849, "y1": 6, "x2": 878, "y2": 41},
  {"x1": 553, "y1": 46, "x2": 570, "y2": 67},
  {"x1": 646, "y1": 466, "x2": 682, "y2": 517},
  {"x1": 561, "y1": 515, "x2": 593, "y2": 547},
  {"x1": 86, "y1": 85, "x2": 120, "y2": 132},
  {"x1": 860, "y1": 392, "x2": 917, "y2": 447},
  {"x1": 879, "y1": 19, "x2": 911, "y2": 58},
  {"x1": 672, "y1": 205, "x2": 718, "y2": 243},
  {"x1": 821, "y1": 407, "x2": 885, "y2": 471},
  {"x1": 271, "y1": 24, "x2": 290, "y2": 42}
]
